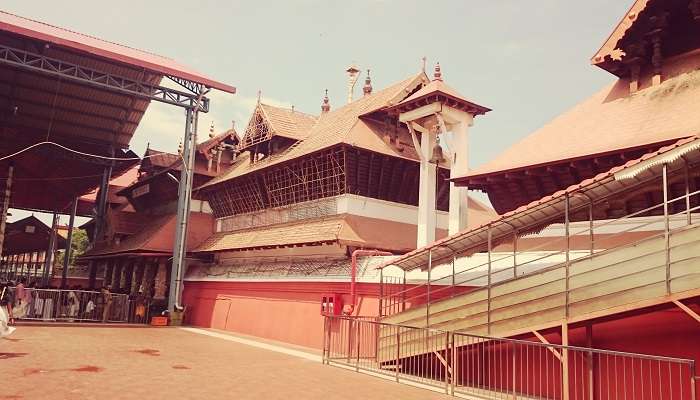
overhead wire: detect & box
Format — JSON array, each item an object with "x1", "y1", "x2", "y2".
[{"x1": 0, "y1": 141, "x2": 165, "y2": 163}]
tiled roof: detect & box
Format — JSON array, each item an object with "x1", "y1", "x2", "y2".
[
  {"x1": 591, "y1": 0, "x2": 650, "y2": 70},
  {"x1": 259, "y1": 103, "x2": 317, "y2": 141},
  {"x1": 397, "y1": 79, "x2": 490, "y2": 114},
  {"x1": 201, "y1": 72, "x2": 428, "y2": 188},
  {"x1": 194, "y1": 213, "x2": 450, "y2": 253},
  {"x1": 197, "y1": 128, "x2": 239, "y2": 156},
  {"x1": 383, "y1": 135, "x2": 700, "y2": 271},
  {"x1": 463, "y1": 68, "x2": 700, "y2": 179},
  {"x1": 143, "y1": 148, "x2": 179, "y2": 169},
  {"x1": 81, "y1": 212, "x2": 213, "y2": 258}
]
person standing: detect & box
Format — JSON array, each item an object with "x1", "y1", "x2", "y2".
[
  {"x1": 0, "y1": 283, "x2": 16, "y2": 338},
  {"x1": 101, "y1": 285, "x2": 113, "y2": 322}
]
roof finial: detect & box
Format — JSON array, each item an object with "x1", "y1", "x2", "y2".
[
  {"x1": 321, "y1": 89, "x2": 331, "y2": 113},
  {"x1": 257, "y1": 90, "x2": 261, "y2": 104},
  {"x1": 421, "y1": 56, "x2": 427, "y2": 72},
  {"x1": 345, "y1": 64, "x2": 361, "y2": 104},
  {"x1": 231, "y1": 120, "x2": 236, "y2": 130},
  {"x1": 209, "y1": 121, "x2": 215, "y2": 138},
  {"x1": 433, "y1": 62, "x2": 443, "y2": 81},
  {"x1": 363, "y1": 69, "x2": 373, "y2": 96}
]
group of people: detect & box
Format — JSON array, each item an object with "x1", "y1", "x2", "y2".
[{"x1": 0, "y1": 278, "x2": 152, "y2": 332}]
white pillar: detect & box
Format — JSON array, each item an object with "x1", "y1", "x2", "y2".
[
  {"x1": 448, "y1": 117, "x2": 472, "y2": 235},
  {"x1": 417, "y1": 130, "x2": 437, "y2": 248}
]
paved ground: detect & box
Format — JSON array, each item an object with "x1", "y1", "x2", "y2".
[{"x1": 0, "y1": 326, "x2": 449, "y2": 400}]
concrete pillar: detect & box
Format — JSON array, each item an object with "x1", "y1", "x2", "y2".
[
  {"x1": 417, "y1": 129, "x2": 437, "y2": 248},
  {"x1": 154, "y1": 258, "x2": 168, "y2": 300},
  {"x1": 104, "y1": 259, "x2": 114, "y2": 288},
  {"x1": 123, "y1": 261, "x2": 134, "y2": 295},
  {"x1": 448, "y1": 117, "x2": 472, "y2": 236},
  {"x1": 112, "y1": 259, "x2": 123, "y2": 291},
  {"x1": 133, "y1": 261, "x2": 146, "y2": 294}
]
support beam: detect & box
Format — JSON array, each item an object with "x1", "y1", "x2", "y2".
[
  {"x1": 672, "y1": 300, "x2": 700, "y2": 324},
  {"x1": 0, "y1": 44, "x2": 210, "y2": 112},
  {"x1": 169, "y1": 100, "x2": 202, "y2": 312},
  {"x1": 61, "y1": 196, "x2": 78, "y2": 288},
  {"x1": 531, "y1": 330, "x2": 563, "y2": 362}
]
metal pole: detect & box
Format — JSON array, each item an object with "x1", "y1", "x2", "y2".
[
  {"x1": 0, "y1": 164, "x2": 13, "y2": 262},
  {"x1": 355, "y1": 320, "x2": 361, "y2": 372},
  {"x1": 562, "y1": 322, "x2": 570, "y2": 400},
  {"x1": 565, "y1": 194, "x2": 570, "y2": 317},
  {"x1": 445, "y1": 331, "x2": 450, "y2": 394},
  {"x1": 685, "y1": 161, "x2": 691, "y2": 226},
  {"x1": 395, "y1": 329, "x2": 401, "y2": 383},
  {"x1": 451, "y1": 255, "x2": 456, "y2": 297},
  {"x1": 379, "y1": 267, "x2": 384, "y2": 317},
  {"x1": 487, "y1": 225, "x2": 492, "y2": 334},
  {"x1": 61, "y1": 196, "x2": 78, "y2": 288},
  {"x1": 169, "y1": 105, "x2": 199, "y2": 312},
  {"x1": 589, "y1": 200, "x2": 594, "y2": 256},
  {"x1": 426, "y1": 249, "x2": 432, "y2": 327},
  {"x1": 402, "y1": 269, "x2": 406, "y2": 312},
  {"x1": 513, "y1": 230, "x2": 518, "y2": 278},
  {"x1": 44, "y1": 212, "x2": 59, "y2": 286},
  {"x1": 586, "y1": 324, "x2": 594, "y2": 400},
  {"x1": 663, "y1": 164, "x2": 671, "y2": 295}
]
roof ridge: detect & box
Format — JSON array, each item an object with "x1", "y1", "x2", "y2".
[{"x1": 0, "y1": 10, "x2": 174, "y2": 61}]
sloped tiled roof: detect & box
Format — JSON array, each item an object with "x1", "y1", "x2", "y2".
[
  {"x1": 397, "y1": 78, "x2": 490, "y2": 114},
  {"x1": 463, "y1": 68, "x2": 700, "y2": 179},
  {"x1": 81, "y1": 212, "x2": 213, "y2": 258},
  {"x1": 197, "y1": 128, "x2": 239, "y2": 156},
  {"x1": 201, "y1": 72, "x2": 428, "y2": 189},
  {"x1": 194, "y1": 214, "x2": 448, "y2": 253},
  {"x1": 259, "y1": 103, "x2": 317, "y2": 141}
]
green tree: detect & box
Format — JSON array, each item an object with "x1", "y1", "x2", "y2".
[{"x1": 56, "y1": 228, "x2": 89, "y2": 266}]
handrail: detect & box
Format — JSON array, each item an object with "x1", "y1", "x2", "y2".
[
  {"x1": 324, "y1": 316, "x2": 698, "y2": 399},
  {"x1": 380, "y1": 187, "x2": 700, "y2": 318}
]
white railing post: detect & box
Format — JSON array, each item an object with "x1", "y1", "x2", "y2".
[
  {"x1": 565, "y1": 193, "x2": 570, "y2": 317},
  {"x1": 487, "y1": 225, "x2": 492, "y2": 335},
  {"x1": 663, "y1": 163, "x2": 671, "y2": 295},
  {"x1": 426, "y1": 249, "x2": 432, "y2": 327},
  {"x1": 685, "y1": 161, "x2": 691, "y2": 226}
]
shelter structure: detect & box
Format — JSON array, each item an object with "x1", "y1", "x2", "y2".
[
  {"x1": 182, "y1": 66, "x2": 497, "y2": 348},
  {"x1": 0, "y1": 11, "x2": 235, "y2": 295},
  {"x1": 0, "y1": 215, "x2": 65, "y2": 283}
]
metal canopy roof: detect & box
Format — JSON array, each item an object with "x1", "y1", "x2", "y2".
[
  {"x1": 0, "y1": 10, "x2": 235, "y2": 213},
  {"x1": 381, "y1": 136, "x2": 700, "y2": 271},
  {"x1": 0, "y1": 11, "x2": 235, "y2": 94}
]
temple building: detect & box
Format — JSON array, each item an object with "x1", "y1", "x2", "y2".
[
  {"x1": 80, "y1": 127, "x2": 238, "y2": 310},
  {"x1": 182, "y1": 67, "x2": 497, "y2": 347}
]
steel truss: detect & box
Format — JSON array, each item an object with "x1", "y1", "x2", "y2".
[{"x1": 0, "y1": 44, "x2": 209, "y2": 112}]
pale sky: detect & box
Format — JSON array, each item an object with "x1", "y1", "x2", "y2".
[{"x1": 3, "y1": 1, "x2": 632, "y2": 224}]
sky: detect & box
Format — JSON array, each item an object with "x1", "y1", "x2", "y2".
[{"x1": 3, "y1": 0, "x2": 632, "y2": 225}]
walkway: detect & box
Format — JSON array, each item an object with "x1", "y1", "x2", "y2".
[{"x1": 0, "y1": 326, "x2": 450, "y2": 400}]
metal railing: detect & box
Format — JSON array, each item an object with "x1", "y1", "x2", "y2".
[
  {"x1": 323, "y1": 316, "x2": 697, "y2": 400},
  {"x1": 6, "y1": 287, "x2": 151, "y2": 324},
  {"x1": 379, "y1": 183, "x2": 700, "y2": 320}
]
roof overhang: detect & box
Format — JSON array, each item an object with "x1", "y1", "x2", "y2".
[{"x1": 381, "y1": 136, "x2": 700, "y2": 271}]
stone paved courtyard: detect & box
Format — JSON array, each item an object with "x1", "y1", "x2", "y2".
[{"x1": 0, "y1": 326, "x2": 449, "y2": 400}]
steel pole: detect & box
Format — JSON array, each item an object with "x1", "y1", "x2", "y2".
[
  {"x1": 0, "y1": 164, "x2": 13, "y2": 262},
  {"x1": 169, "y1": 106, "x2": 197, "y2": 312},
  {"x1": 61, "y1": 196, "x2": 78, "y2": 288},
  {"x1": 663, "y1": 164, "x2": 670, "y2": 295},
  {"x1": 565, "y1": 194, "x2": 570, "y2": 317}
]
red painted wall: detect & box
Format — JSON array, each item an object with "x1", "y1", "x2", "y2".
[{"x1": 183, "y1": 280, "x2": 385, "y2": 349}]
